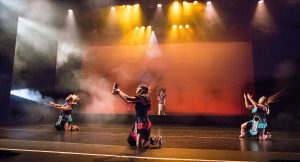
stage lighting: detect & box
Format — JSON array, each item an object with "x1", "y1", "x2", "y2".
[
  {"x1": 193, "y1": 1, "x2": 198, "y2": 5},
  {"x1": 157, "y1": 4, "x2": 162, "y2": 8},
  {"x1": 147, "y1": 26, "x2": 151, "y2": 29},
  {"x1": 183, "y1": 1, "x2": 188, "y2": 6},
  {"x1": 207, "y1": 1, "x2": 212, "y2": 5},
  {"x1": 173, "y1": 25, "x2": 177, "y2": 28},
  {"x1": 122, "y1": 5, "x2": 126, "y2": 8},
  {"x1": 134, "y1": 4, "x2": 139, "y2": 7},
  {"x1": 135, "y1": 26, "x2": 139, "y2": 30},
  {"x1": 68, "y1": 9, "x2": 73, "y2": 13},
  {"x1": 258, "y1": 0, "x2": 264, "y2": 4},
  {"x1": 185, "y1": 25, "x2": 189, "y2": 29},
  {"x1": 141, "y1": 26, "x2": 145, "y2": 30},
  {"x1": 179, "y1": 25, "x2": 183, "y2": 29},
  {"x1": 174, "y1": 1, "x2": 179, "y2": 7},
  {"x1": 127, "y1": 5, "x2": 132, "y2": 8},
  {"x1": 111, "y1": 7, "x2": 116, "y2": 11}
]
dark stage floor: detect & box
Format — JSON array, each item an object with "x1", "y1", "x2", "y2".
[{"x1": 0, "y1": 124, "x2": 300, "y2": 162}]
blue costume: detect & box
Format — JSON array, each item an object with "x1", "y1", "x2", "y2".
[
  {"x1": 55, "y1": 102, "x2": 73, "y2": 131},
  {"x1": 246, "y1": 105, "x2": 269, "y2": 137}
]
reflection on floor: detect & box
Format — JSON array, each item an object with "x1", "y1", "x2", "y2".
[{"x1": 0, "y1": 124, "x2": 300, "y2": 162}]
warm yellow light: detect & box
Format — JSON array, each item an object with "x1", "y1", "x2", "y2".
[
  {"x1": 157, "y1": 4, "x2": 162, "y2": 7},
  {"x1": 173, "y1": 25, "x2": 177, "y2": 28},
  {"x1": 135, "y1": 26, "x2": 139, "y2": 30},
  {"x1": 174, "y1": 2, "x2": 179, "y2": 7},
  {"x1": 111, "y1": 7, "x2": 116, "y2": 11},
  {"x1": 185, "y1": 25, "x2": 189, "y2": 29},
  {"x1": 193, "y1": 1, "x2": 198, "y2": 5},
  {"x1": 183, "y1": 1, "x2": 188, "y2": 6},
  {"x1": 134, "y1": 4, "x2": 139, "y2": 7},
  {"x1": 141, "y1": 26, "x2": 145, "y2": 30},
  {"x1": 121, "y1": 5, "x2": 126, "y2": 8},
  {"x1": 127, "y1": 5, "x2": 132, "y2": 8},
  {"x1": 179, "y1": 25, "x2": 183, "y2": 29},
  {"x1": 147, "y1": 26, "x2": 151, "y2": 29}
]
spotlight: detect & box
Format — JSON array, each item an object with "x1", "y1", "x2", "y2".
[
  {"x1": 157, "y1": 4, "x2": 162, "y2": 7},
  {"x1": 174, "y1": 2, "x2": 179, "y2": 7},
  {"x1": 147, "y1": 26, "x2": 151, "y2": 29},
  {"x1": 141, "y1": 26, "x2": 145, "y2": 30},
  {"x1": 111, "y1": 7, "x2": 116, "y2": 11},
  {"x1": 122, "y1": 5, "x2": 126, "y2": 8},
  {"x1": 258, "y1": 0, "x2": 264, "y2": 4},
  {"x1": 172, "y1": 25, "x2": 177, "y2": 28},
  {"x1": 185, "y1": 25, "x2": 189, "y2": 29},
  {"x1": 206, "y1": 1, "x2": 212, "y2": 5},
  {"x1": 179, "y1": 25, "x2": 183, "y2": 29},
  {"x1": 135, "y1": 26, "x2": 139, "y2": 30},
  {"x1": 183, "y1": 1, "x2": 188, "y2": 6},
  {"x1": 193, "y1": 1, "x2": 198, "y2": 5},
  {"x1": 134, "y1": 4, "x2": 139, "y2": 7},
  {"x1": 127, "y1": 5, "x2": 132, "y2": 8},
  {"x1": 68, "y1": 9, "x2": 73, "y2": 13}
]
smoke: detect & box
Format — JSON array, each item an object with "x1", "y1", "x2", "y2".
[
  {"x1": 274, "y1": 60, "x2": 298, "y2": 79},
  {"x1": 10, "y1": 89, "x2": 54, "y2": 104},
  {"x1": 80, "y1": 76, "x2": 122, "y2": 114},
  {"x1": 252, "y1": 3, "x2": 277, "y2": 34}
]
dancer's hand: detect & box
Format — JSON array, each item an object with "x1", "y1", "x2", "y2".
[
  {"x1": 243, "y1": 93, "x2": 247, "y2": 99},
  {"x1": 48, "y1": 101, "x2": 54, "y2": 105},
  {"x1": 247, "y1": 93, "x2": 253, "y2": 99},
  {"x1": 113, "y1": 88, "x2": 120, "y2": 95}
]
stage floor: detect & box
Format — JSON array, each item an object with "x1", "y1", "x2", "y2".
[{"x1": 0, "y1": 124, "x2": 300, "y2": 162}]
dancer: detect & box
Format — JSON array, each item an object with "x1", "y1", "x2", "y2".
[
  {"x1": 113, "y1": 84, "x2": 162, "y2": 148},
  {"x1": 157, "y1": 88, "x2": 166, "y2": 115},
  {"x1": 239, "y1": 91, "x2": 282, "y2": 140},
  {"x1": 49, "y1": 94, "x2": 80, "y2": 131}
]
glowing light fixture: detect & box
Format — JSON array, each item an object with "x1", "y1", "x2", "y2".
[
  {"x1": 206, "y1": 1, "x2": 212, "y2": 5},
  {"x1": 157, "y1": 4, "x2": 162, "y2": 7},
  {"x1": 141, "y1": 26, "x2": 145, "y2": 30},
  {"x1": 183, "y1": 1, "x2": 188, "y2": 6},
  {"x1": 111, "y1": 7, "x2": 116, "y2": 11},
  {"x1": 258, "y1": 0, "x2": 264, "y2": 4},
  {"x1": 185, "y1": 25, "x2": 189, "y2": 29},
  {"x1": 172, "y1": 25, "x2": 177, "y2": 28},
  {"x1": 179, "y1": 25, "x2": 183, "y2": 29},
  {"x1": 68, "y1": 9, "x2": 73, "y2": 13},
  {"x1": 135, "y1": 26, "x2": 139, "y2": 30},
  {"x1": 193, "y1": 1, "x2": 198, "y2": 5},
  {"x1": 122, "y1": 5, "x2": 126, "y2": 8},
  {"x1": 134, "y1": 4, "x2": 139, "y2": 7},
  {"x1": 174, "y1": 1, "x2": 179, "y2": 7},
  {"x1": 147, "y1": 26, "x2": 151, "y2": 29}
]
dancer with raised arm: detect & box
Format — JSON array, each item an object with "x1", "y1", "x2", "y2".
[
  {"x1": 49, "y1": 94, "x2": 80, "y2": 131},
  {"x1": 239, "y1": 91, "x2": 283, "y2": 140},
  {"x1": 113, "y1": 83, "x2": 162, "y2": 148}
]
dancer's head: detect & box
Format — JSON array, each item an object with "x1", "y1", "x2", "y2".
[
  {"x1": 136, "y1": 85, "x2": 149, "y2": 95},
  {"x1": 65, "y1": 94, "x2": 80, "y2": 104},
  {"x1": 258, "y1": 96, "x2": 267, "y2": 104}
]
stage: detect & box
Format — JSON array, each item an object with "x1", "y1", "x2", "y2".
[{"x1": 1, "y1": 124, "x2": 300, "y2": 162}]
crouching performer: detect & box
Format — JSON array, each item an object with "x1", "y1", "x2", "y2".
[
  {"x1": 239, "y1": 93, "x2": 278, "y2": 140},
  {"x1": 113, "y1": 83, "x2": 162, "y2": 148},
  {"x1": 48, "y1": 94, "x2": 80, "y2": 132}
]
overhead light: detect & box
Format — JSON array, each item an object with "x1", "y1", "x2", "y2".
[
  {"x1": 258, "y1": 0, "x2": 264, "y2": 4},
  {"x1": 157, "y1": 4, "x2": 162, "y2": 8}
]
